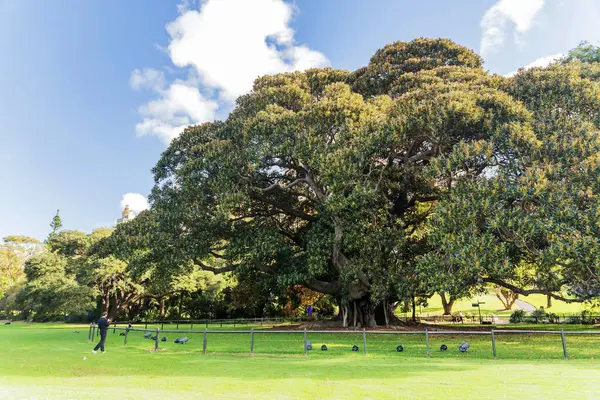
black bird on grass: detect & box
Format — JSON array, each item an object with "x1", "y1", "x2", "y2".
[
  {"x1": 396, "y1": 345, "x2": 404, "y2": 352},
  {"x1": 459, "y1": 342, "x2": 469, "y2": 352},
  {"x1": 440, "y1": 344, "x2": 448, "y2": 351},
  {"x1": 321, "y1": 345, "x2": 327, "y2": 351},
  {"x1": 352, "y1": 345, "x2": 359, "y2": 352}
]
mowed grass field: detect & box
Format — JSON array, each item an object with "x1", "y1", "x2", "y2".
[
  {"x1": 411, "y1": 294, "x2": 594, "y2": 318},
  {"x1": 1, "y1": 323, "x2": 600, "y2": 399}
]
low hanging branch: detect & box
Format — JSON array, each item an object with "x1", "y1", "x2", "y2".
[
  {"x1": 249, "y1": 192, "x2": 317, "y2": 222},
  {"x1": 194, "y1": 260, "x2": 237, "y2": 274},
  {"x1": 483, "y1": 277, "x2": 586, "y2": 303},
  {"x1": 304, "y1": 279, "x2": 340, "y2": 296},
  {"x1": 261, "y1": 178, "x2": 308, "y2": 194}
]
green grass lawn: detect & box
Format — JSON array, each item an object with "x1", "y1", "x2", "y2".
[
  {"x1": 415, "y1": 294, "x2": 513, "y2": 317},
  {"x1": 2, "y1": 323, "x2": 600, "y2": 399},
  {"x1": 519, "y1": 294, "x2": 598, "y2": 314},
  {"x1": 410, "y1": 293, "x2": 595, "y2": 319}
]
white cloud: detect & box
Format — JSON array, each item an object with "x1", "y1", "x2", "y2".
[
  {"x1": 120, "y1": 193, "x2": 150, "y2": 215},
  {"x1": 504, "y1": 52, "x2": 563, "y2": 77},
  {"x1": 135, "y1": 82, "x2": 218, "y2": 144},
  {"x1": 481, "y1": 0, "x2": 545, "y2": 58},
  {"x1": 132, "y1": 0, "x2": 329, "y2": 143},
  {"x1": 130, "y1": 68, "x2": 165, "y2": 92},
  {"x1": 166, "y1": 0, "x2": 329, "y2": 102}
]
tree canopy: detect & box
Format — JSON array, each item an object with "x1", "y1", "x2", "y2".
[{"x1": 147, "y1": 38, "x2": 557, "y2": 326}]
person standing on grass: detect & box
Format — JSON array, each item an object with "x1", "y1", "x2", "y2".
[{"x1": 92, "y1": 312, "x2": 110, "y2": 354}]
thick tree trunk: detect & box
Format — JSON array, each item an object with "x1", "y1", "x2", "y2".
[
  {"x1": 178, "y1": 291, "x2": 184, "y2": 319},
  {"x1": 104, "y1": 291, "x2": 110, "y2": 314},
  {"x1": 341, "y1": 298, "x2": 379, "y2": 328},
  {"x1": 159, "y1": 297, "x2": 166, "y2": 319},
  {"x1": 342, "y1": 304, "x2": 349, "y2": 328},
  {"x1": 547, "y1": 294, "x2": 552, "y2": 308},
  {"x1": 107, "y1": 293, "x2": 119, "y2": 320},
  {"x1": 439, "y1": 292, "x2": 455, "y2": 315},
  {"x1": 383, "y1": 300, "x2": 389, "y2": 326},
  {"x1": 373, "y1": 301, "x2": 393, "y2": 326}
]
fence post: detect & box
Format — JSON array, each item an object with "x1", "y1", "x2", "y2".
[
  {"x1": 124, "y1": 327, "x2": 129, "y2": 345},
  {"x1": 425, "y1": 328, "x2": 430, "y2": 358},
  {"x1": 88, "y1": 323, "x2": 93, "y2": 342},
  {"x1": 560, "y1": 329, "x2": 568, "y2": 360},
  {"x1": 250, "y1": 328, "x2": 255, "y2": 355},
  {"x1": 161, "y1": 322, "x2": 164, "y2": 330},
  {"x1": 203, "y1": 328, "x2": 207, "y2": 354},
  {"x1": 303, "y1": 328, "x2": 307, "y2": 355},
  {"x1": 145, "y1": 322, "x2": 148, "y2": 330},
  {"x1": 491, "y1": 329, "x2": 497, "y2": 359},
  {"x1": 362, "y1": 328, "x2": 367, "y2": 355},
  {"x1": 154, "y1": 328, "x2": 159, "y2": 352},
  {"x1": 191, "y1": 323, "x2": 193, "y2": 331},
  {"x1": 113, "y1": 322, "x2": 116, "y2": 334}
]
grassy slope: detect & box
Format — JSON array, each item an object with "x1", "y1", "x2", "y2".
[
  {"x1": 520, "y1": 294, "x2": 596, "y2": 314},
  {"x1": 411, "y1": 293, "x2": 595, "y2": 318},
  {"x1": 1, "y1": 323, "x2": 600, "y2": 399},
  {"x1": 415, "y1": 294, "x2": 513, "y2": 317}
]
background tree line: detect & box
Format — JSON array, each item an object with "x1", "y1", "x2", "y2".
[
  {"x1": 1, "y1": 211, "x2": 334, "y2": 322},
  {"x1": 2, "y1": 39, "x2": 600, "y2": 325}
]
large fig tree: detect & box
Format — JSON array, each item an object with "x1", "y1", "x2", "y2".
[{"x1": 149, "y1": 39, "x2": 534, "y2": 327}]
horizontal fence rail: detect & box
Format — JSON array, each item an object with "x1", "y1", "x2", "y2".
[
  {"x1": 96, "y1": 326, "x2": 600, "y2": 335},
  {"x1": 88, "y1": 323, "x2": 600, "y2": 361},
  {"x1": 106, "y1": 317, "x2": 296, "y2": 331},
  {"x1": 98, "y1": 313, "x2": 600, "y2": 328}
]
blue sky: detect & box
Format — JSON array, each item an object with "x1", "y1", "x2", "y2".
[{"x1": 1, "y1": 0, "x2": 599, "y2": 241}]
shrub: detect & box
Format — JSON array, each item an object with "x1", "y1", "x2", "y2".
[
  {"x1": 547, "y1": 313, "x2": 559, "y2": 323},
  {"x1": 510, "y1": 309, "x2": 526, "y2": 323},
  {"x1": 530, "y1": 309, "x2": 547, "y2": 323},
  {"x1": 580, "y1": 311, "x2": 598, "y2": 325}
]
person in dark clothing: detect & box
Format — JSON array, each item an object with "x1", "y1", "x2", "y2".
[{"x1": 92, "y1": 312, "x2": 111, "y2": 354}]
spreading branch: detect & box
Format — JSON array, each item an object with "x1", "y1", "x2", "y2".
[
  {"x1": 249, "y1": 192, "x2": 317, "y2": 222},
  {"x1": 483, "y1": 278, "x2": 586, "y2": 303},
  {"x1": 261, "y1": 178, "x2": 308, "y2": 194},
  {"x1": 194, "y1": 259, "x2": 237, "y2": 274},
  {"x1": 304, "y1": 279, "x2": 340, "y2": 296}
]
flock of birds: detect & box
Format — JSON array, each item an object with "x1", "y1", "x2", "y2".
[{"x1": 142, "y1": 332, "x2": 188, "y2": 344}]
